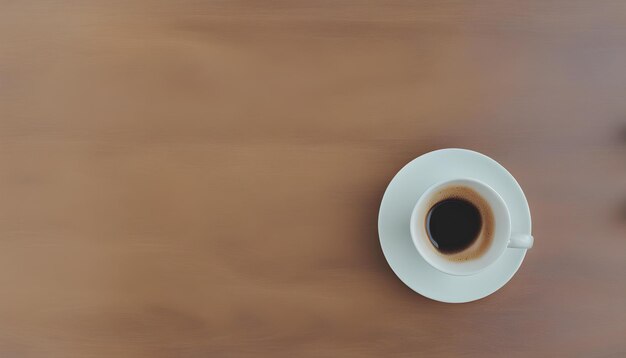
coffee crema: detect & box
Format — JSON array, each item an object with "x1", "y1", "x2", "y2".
[{"x1": 424, "y1": 185, "x2": 494, "y2": 261}]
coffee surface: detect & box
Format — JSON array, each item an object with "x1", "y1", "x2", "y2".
[
  {"x1": 426, "y1": 198, "x2": 482, "y2": 254},
  {"x1": 423, "y1": 185, "x2": 494, "y2": 261}
]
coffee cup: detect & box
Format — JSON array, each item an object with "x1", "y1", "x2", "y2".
[{"x1": 410, "y1": 178, "x2": 533, "y2": 276}]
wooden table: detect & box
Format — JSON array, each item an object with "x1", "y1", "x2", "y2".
[{"x1": 1, "y1": 1, "x2": 625, "y2": 357}]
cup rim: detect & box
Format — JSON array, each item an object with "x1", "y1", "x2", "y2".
[{"x1": 410, "y1": 178, "x2": 511, "y2": 276}]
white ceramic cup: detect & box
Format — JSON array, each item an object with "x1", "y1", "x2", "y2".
[{"x1": 410, "y1": 178, "x2": 533, "y2": 276}]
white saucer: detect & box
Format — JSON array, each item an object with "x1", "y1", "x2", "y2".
[{"x1": 378, "y1": 149, "x2": 531, "y2": 303}]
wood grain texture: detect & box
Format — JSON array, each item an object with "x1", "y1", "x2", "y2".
[{"x1": 1, "y1": 1, "x2": 625, "y2": 357}]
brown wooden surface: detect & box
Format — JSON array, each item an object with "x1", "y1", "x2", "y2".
[{"x1": 1, "y1": 1, "x2": 625, "y2": 357}]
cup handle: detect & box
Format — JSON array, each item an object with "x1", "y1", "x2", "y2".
[{"x1": 508, "y1": 234, "x2": 534, "y2": 249}]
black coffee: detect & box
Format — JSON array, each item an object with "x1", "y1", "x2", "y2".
[{"x1": 426, "y1": 198, "x2": 482, "y2": 254}]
